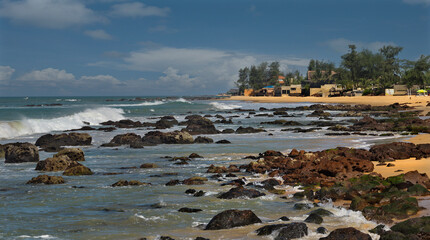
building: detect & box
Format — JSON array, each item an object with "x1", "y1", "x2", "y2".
[
  {"x1": 310, "y1": 84, "x2": 343, "y2": 97},
  {"x1": 393, "y1": 85, "x2": 420, "y2": 96},
  {"x1": 281, "y1": 85, "x2": 302, "y2": 96},
  {"x1": 226, "y1": 88, "x2": 239, "y2": 96}
]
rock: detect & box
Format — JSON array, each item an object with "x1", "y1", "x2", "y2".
[
  {"x1": 387, "y1": 163, "x2": 395, "y2": 167},
  {"x1": 165, "y1": 180, "x2": 180, "y2": 186},
  {"x1": 193, "y1": 190, "x2": 205, "y2": 197},
  {"x1": 222, "y1": 129, "x2": 235, "y2": 134},
  {"x1": 307, "y1": 208, "x2": 334, "y2": 217},
  {"x1": 155, "y1": 116, "x2": 178, "y2": 129},
  {"x1": 319, "y1": 227, "x2": 372, "y2": 240},
  {"x1": 205, "y1": 209, "x2": 262, "y2": 230},
  {"x1": 390, "y1": 216, "x2": 430, "y2": 235},
  {"x1": 63, "y1": 165, "x2": 93, "y2": 176},
  {"x1": 307, "y1": 110, "x2": 331, "y2": 117},
  {"x1": 194, "y1": 136, "x2": 214, "y2": 143},
  {"x1": 54, "y1": 148, "x2": 85, "y2": 161},
  {"x1": 216, "y1": 140, "x2": 231, "y2": 144},
  {"x1": 317, "y1": 227, "x2": 328, "y2": 234},
  {"x1": 183, "y1": 176, "x2": 208, "y2": 185},
  {"x1": 218, "y1": 186, "x2": 265, "y2": 199},
  {"x1": 26, "y1": 175, "x2": 65, "y2": 184},
  {"x1": 403, "y1": 170, "x2": 430, "y2": 188},
  {"x1": 293, "y1": 203, "x2": 312, "y2": 210},
  {"x1": 189, "y1": 153, "x2": 203, "y2": 158},
  {"x1": 370, "y1": 142, "x2": 425, "y2": 162},
  {"x1": 142, "y1": 131, "x2": 194, "y2": 145},
  {"x1": 258, "y1": 178, "x2": 281, "y2": 190},
  {"x1": 235, "y1": 126, "x2": 265, "y2": 134},
  {"x1": 279, "y1": 216, "x2": 290, "y2": 221},
  {"x1": 35, "y1": 155, "x2": 71, "y2": 171},
  {"x1": 304, "y1": 213, "x2": 323, "y2": 224},
  {"x1": 103, "y1": 133, "x2": 142, "y2": 147},
  {"x1": 4, "y1": 142, "x2": 39, "y2": 163},
  {"x1": 178, "y1": 207, "x2": 202, "y2": 213},
  {"x1": 140, "y1": 163, "x2": 157, "y2": 168},
  {"x1": 185, "y1": 189, "x2": 196, "y2": 194},
  {"x1": 256, "y1": 224, "x2": 289, "y2": 235},
  {"x1": 35, "y1": 133, "x2": 92, "y2": 148},
  {"x1": 111, "y1": 180, "x2": 150, "y2": 187},
  {"x1": 182, "y1": 115, "x2": 219, "y2": 135},
  {"x1": 274, "y1": 222, "x2": 308, "y2": 240}
]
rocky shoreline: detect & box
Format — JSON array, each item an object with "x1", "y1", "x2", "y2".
[{"x1": 1, "y1": 102, "x2": 430, "y2": 239}]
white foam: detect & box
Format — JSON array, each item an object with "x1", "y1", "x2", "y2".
[
  {"x1": 17, "y1": 235, "x2": 57, "y2": 239},
  {"x1": 108, "y1": 101, "x2": 165, "y2": 107},
  {"x1": 0, "y1": 107, "x2": 124, "y2": 139},
  {"x1": 210, "y1": 102, "x2": 241, "y2": 110},
  {"x1": 134, "y1": 214, "x2": 166, "y2": 221}
]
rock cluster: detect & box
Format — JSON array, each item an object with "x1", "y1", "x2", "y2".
[{"x1": 4, "y1": 142, "x2": 39, "y2": 163}]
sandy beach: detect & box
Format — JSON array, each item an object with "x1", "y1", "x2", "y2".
[{"x1": 227, "y1": 95, "x2": 430, "y2": 115}]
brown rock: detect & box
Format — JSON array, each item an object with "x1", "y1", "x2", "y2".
[
  {"x1": 26, "y1": 175, "x2": 65, "y2": 184},
  {"x1": 54, "y1": 148, "x2": 85, "y2": 161},
  {"x1": 63, "y1": 165, "x2": 93, "y2": 176},
  {"x1": 4, "y1": 142, "x2": 39, "y2": 163},
  {"x1": 35, "y1": 155, "x2": 71, "y2": 171}
]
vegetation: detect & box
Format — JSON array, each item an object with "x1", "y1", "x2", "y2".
[{"x1": 235, "y1": 45, "x2": 430, "y2": 94}]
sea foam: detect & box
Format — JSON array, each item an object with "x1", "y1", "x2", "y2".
[
  {"x1": 0, "y1": 107, "x2": 124, "y2": 139},
  {"x1": 209, "y1": 102, "x2": 241, "y2": 110}
]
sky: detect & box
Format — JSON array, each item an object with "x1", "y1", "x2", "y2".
[{"x1": 0, "y1": 0, "x2": 429, "y2": 96}]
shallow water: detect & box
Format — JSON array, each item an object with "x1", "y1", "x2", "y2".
[{"x1": 0, "y1": 97, "x2": 408, "y2": 239}]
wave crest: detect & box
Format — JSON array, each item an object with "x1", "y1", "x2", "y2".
[
  {"x1": 0, "y1": 107, "x2": 124, "y2": 139},
  {"x1": 210, "y1": 102, "x2": 241, "y2": 110}
]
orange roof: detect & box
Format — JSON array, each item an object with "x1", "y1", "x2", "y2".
[{"x1": 278, "y1": 76, "x2": 285, "y2": 79}]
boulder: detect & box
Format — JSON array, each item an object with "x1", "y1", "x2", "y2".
[
  {"x1": 194, "y1": 136, "x2": 214, "y2": 143},
  {"x1": 256, "y1": 224, "x2": 289, "y2": 236},
  {"x1": 142, "y1": 131, "x2": 194, "y2": 144},
  {"x1": 307, "y1": 208, "x2": 334, "y2": 217},
  {"x1": 155, "y1": 116, "x2": 178, "y2": 129},
  {"x1": 189, "y1": 153, "x2": 203, "y2": 158},
  {"x1": 182, "y1": 115, "x2": 219, "y2": 135},
  {"x1": 100, "y1": 119, "x2": 149, "y2": 128},
  {"x1": 235, "y1": 126, "x2": 265, "y2": 134},
  {"x1": 319, "y1": 227, "x2": 372, "y2": 240},
  {"x1": 4, "y1": 142, "x2": 39, "y2": 163},
  {"x1": 63, "y1": 165, "x2": 93, "y2": 176},
  {"x1": 403, "y1": 170, "x2": 430, "y2": 188},
  {"x1": 207, "y1": 165, "x2": 227, "y2": 173},
  {"x1": 35, "y1": 155, "x2": 71, "y2": 171},
  {"x1": 103, "y1": 133, "x2": 142, "y2": 147},
  {"x1": 178, "y1": 207, "x2": 202, "y2": 213},
  {"x1": 304, "y1": 213, "x2": 323, "y2": 224},
  {"x1": 205, "y1": 209, "x2": 261, "y2": 230},
  {"x1": 390, "y1": 216, "x2": 430, "y2": 235},
  {"x1": 216, "y1": 140, "x2": 231, "y2": 144},
  {"x1": 274, "y1": 222, "x2": 308, "y2": 240},
  {"x1": 26, "y1": 175, "x2": 65, "y2": 184},
  {"x1": 54, "y1": 148, "x2": 85, "y2": 161},
  {"x1": 183, "y1": 176, "x2": 208, "y2": 185},
  {"x1": 140, "y1": 163, "x2": 157, "y2": 168},
  {"x1": 218, "y1": 186, "x2": 265, "y2": 199},
  {"x1": 370, "y1": 142, "x2": 424, "y2": 162},
  {"x1": 35, "y1": 133, "x2": 92, "y2": 148},
  {"x1": 111, "y1": 180, "x2": 150, "y2": 187}
]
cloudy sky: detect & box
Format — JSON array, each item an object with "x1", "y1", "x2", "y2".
[{"x1": 0, "y1": 0, "x2": 429, "y2": 96}]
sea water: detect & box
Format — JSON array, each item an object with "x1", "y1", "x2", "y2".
[{"x1": 0, "y1": 96, "x2": 404, "y2": 239}]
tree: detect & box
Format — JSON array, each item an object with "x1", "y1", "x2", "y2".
[
  {"x1": 341, "y1": 45, "x2": 359, "y2": 87},
  {"x1": 378, "y1": 45, "x2": 403, "y2": 88},
  {"x1": 235, "y1": 67, "x2": 250, "y2": 93},
  {"x1": 402, "y1": 55, "x2": 430, "y2": 87},
  {"x1": 268, "y1": 62, "x2": 280, "y2": 85}
]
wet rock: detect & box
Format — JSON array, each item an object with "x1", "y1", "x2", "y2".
[
  {"x1": 235, "y1": 126, "x2": 265, "y2": 134},
  {"x1": 259, "y1": 178, "x2": 281, "y2": 190},
  {"x1": 111, "y1": 180, "x2": 150, "y2": 187},
  {"x1": 193, "y1": 190, "x2": 205, "y2": 197},
  {"x1": 183, "y1": 176, "x2": 208, "y2": 185},
  {"x1": 155, "y1": 116, "x2": 178, "y2": 129},
  {"x1": 160, "y1": 236, "x2": 175, "y2": 240},
  {"x1": 102, "y1": 133, "x2": 142, "y2": 147},
  {"x1": 319, "y1": 227, "x2": 372, "y2": 240},
  {"x1": 194, "y1": 136, "x2": 214, "y2": 143},
  {"x1": 307, "y1": 208, "x2": 334, "y2": 217},
  {"x1": 142, "y1": 131, "x2": 194, "y2": 145},
  {"x1": 279, "y1": 216, "x2": 290, "y2": 221},
  {"x1": 100, "y1": 119, "x2": 150, "y2": 128},
  {"x1": 63, "y1": 165, "x2": 93, "y2": 176},
  {"x1": 35, "y1": 133, "x2": 92, "y2": 148},
  {"x1": 205, "y1": 209, "x2": 262, "y2": 230},
  {"x1": 274, "y1": 222, "x2": 308, "y2": 240},
  {"x1": 194, "y1": 237, "x2": 209, "y2": 240},
  {"x1": 304, "y1": 213, "x2": 323, "y2": 224},
  {"x1": 178, "y1": 207, "x2": 202, "y2": 213},
  {"x1": 222, "y1": 129, "x2": 235, "y2": 134},
  {"x1": 370, "y1": 142, "x2": 427, "y2": 162},
  {"x1": 307, "y1": 110, "x2": 331, "y2": 117},
  {"x1": 189, "y1": 153, "x2": 203, "y2": 158},
  {"x1": 140, "y1": 163, "x2": 157, "y2": 168},
  {"x1": 386, "y1": 163, "x2": 395, "y2": 167},
  {"x1": 165, "y1": 180, "x2": 180, "y2": 186},
  {"x1": 215, "y1": 140, "x2": 231, "y2": 144},
  {"x1": 403, "y1": 170, "x2": 430, "y2": 188},
  {"x1": 218, "y1": 186, "x2": 265, "y2": 199},
  {"x1": 390, "y1": 216, "x2": 430, "y2": 236},
  {"x1": 293, "y1": 203, "x2": 312, "y2": 210},
  {"x1": 4, "y1": 142, "x2": 39, "y2": 163},
  {"x1": 182, "y1": 115, "x2": 219, "y2": 135},
  {"x1": 27, "y1": 175, "x2": 65, "y2": 184},
  {"x1": 35, "y1": 155, "x2": 71, "y2": 171},
  {"x1": 407, "y1": 184, "x2": 430, "y2": 196},
  {"x1": 185, "y1": 189, "x2": 196, "y2": 194},
  {"x1": 256, "y1": 224, "x2": 289, "y2": 235},
  {"x1": 54, "y1": 148, "x2": 85, "y2": 162},
  {"x1": 317, "y1": 227, "x2": 328, "y2": 234}
]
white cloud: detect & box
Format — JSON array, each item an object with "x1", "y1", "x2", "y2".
[
  {"x1": 79, "y1": 74, "x2": 121, "y2": 85},
  {"x1": 0, "y1": 66, "x2": 15, "y2": 81},
  {"x1": 84, "y1": 29, "x2": 112, "y2": 40},
  {"x1": 110, "y1": 2, "x2": 169, "y2": 18},
  {"x1": 403, "y1": 0, "x2": 430, "y2": 5},
  {"x1": 19, "y1": 68, "x2": 75, "y2": 82},
  {"x1": 0, "y1": 0, "x2": 106, "y2": 29},
  {"x1": 158, "y1": 67, "x2": 198, "y2": 88},
  {"x1": 326, "y1": 38, "x2": 397, "y2": 53}
]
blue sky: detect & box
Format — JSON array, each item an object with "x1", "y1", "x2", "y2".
[{"x1": 0, "y1": 0, "x2": 429, "y2": 96}]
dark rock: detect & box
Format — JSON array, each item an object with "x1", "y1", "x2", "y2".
[
  {"x1": 142, "y1": 131, "x2": 194, "y2": 145},
  {"x1": 307, "y1": 208, "x2": 334, "y2": 217},
  {"x1": 304, "y1": 213, "x2": 323, "y2": 224},
  {"x1": 53, "y1": 148, "x2": 85, "y2": 162},
  {"x1": 205, "y1": 209, "x2": 262, "y2": 230},
  {"x1": 293, "y1": 203, "x2": 312, "y2": 210},
  {"x1": 222, "y1": 129, "x2": 235, "y2": 134},
  {"x1": 319, "y1": 227, "x2": 372, "y2": 240},
  {"x1": 235, "y1": 126, "x2": 265, "y2": 134},
  {"x1": 193, "y1": 190, "x2": 205, "y2": 197},
  {"x1": 256, "y1": 224, "x2": 289, "y2": 235},
  {"x1": 63, "y1": 165, "x2": 93, "y2": 176},
  {"x1": 35, "y1": 133, "x2": 92, "y2": 148},
  {"x1": 189, "y1": 153, "x2": 203, "y2": 158},
  {"x1": 155, "y1": 116, "x2": 178, "y2": 129},
  {"x1": 215, "y1": 140, "x2": 231, "y2": 144},
  {"x1": 317, "y1": 227, "x2": 328, "y2": 234},
  {"x1": 35, "y1": 155, "x2": 72, "y2": 171},
  {"x1": 185, "y1": 189, "x2": 196, "y2": 194},
  {"x1": 390, "y1": 216, "x2": 430, "y2": 235},
  {"x1": 403, "y1": 170, "x2": 430, "y2": 188},
  {"x1": 111, "y1": 180, "x2": 150, "y2": 187},
  {"x1": 178, "y1": 207, "x2": 202, "y2": 213},
  {"x1": 274, "y1": 222, "x2": 308, "y2": 240},
  {"x1": 183, "y1": 176, "x2": 208, "y2": 185},
  {"x1": 218, "y1": 186, "x2": 265, "y2": 199},
  {"x1": 26, "y1": 175, "x2": 65, "y2": 184},
  {"x1": 182, "y1": 115, "x2": 219, "y2": 135},
  {"x1": 207, "y1": 165, "x2": 227, "y2": 173},
  {"x1": 165, "y1": 180, "x2": 180, "y2": 186},
  {"x1": 140, "y1": 163, "x2": 157, "y2": 168},
  {"x1": 194, "y1": 136, "x2": 214, "y2": 143},
  {"x1": 4, "y1": 142, "x2": 39, "y2": 163},
  {"x1": 279, "y1": 216, "x2": 290, "y2": 221}
]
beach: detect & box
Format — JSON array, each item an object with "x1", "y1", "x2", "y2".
[{"x1": 1, "y1": 96, "x2": 429, "y2": 239}]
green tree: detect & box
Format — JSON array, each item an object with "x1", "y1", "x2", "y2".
[
  {"x1": 235, "y1": 67, "x2": 250, "y2": 93},
  {"x1": 402, "y1": 55, "x2": 430, "y2": 87},
  {"x1": 378, "y1": 45, "x2": 403, "y2": 88},
  {"x1": 341, "y1": 45, "x2": 359, "y2": 87},
  {"x1": 268, "y1": 61, "x2": 280, "y2": 85}
]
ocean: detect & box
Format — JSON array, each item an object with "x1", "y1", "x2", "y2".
[{"x1": 0, "y1": 96, "x2": 407, "y2": 240}]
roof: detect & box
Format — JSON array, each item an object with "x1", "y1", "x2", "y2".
[{"x1": 263, "y1": 85, "x2": 275, "y2": 89}]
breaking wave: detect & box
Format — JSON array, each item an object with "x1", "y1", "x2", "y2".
[
  {"x1": 108, "y1": 98, "x2": 192, "y2": 107},
  {"x1": 0, "y1": 107, "x2": 124, "y2": 139},
  {"x1": 210, "y1": 102, "x2": 241, "y2": 110}
]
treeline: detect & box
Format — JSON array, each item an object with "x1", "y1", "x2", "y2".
[{"x1": 235, "y1": 45, "x2": 430, "y2": 94}]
